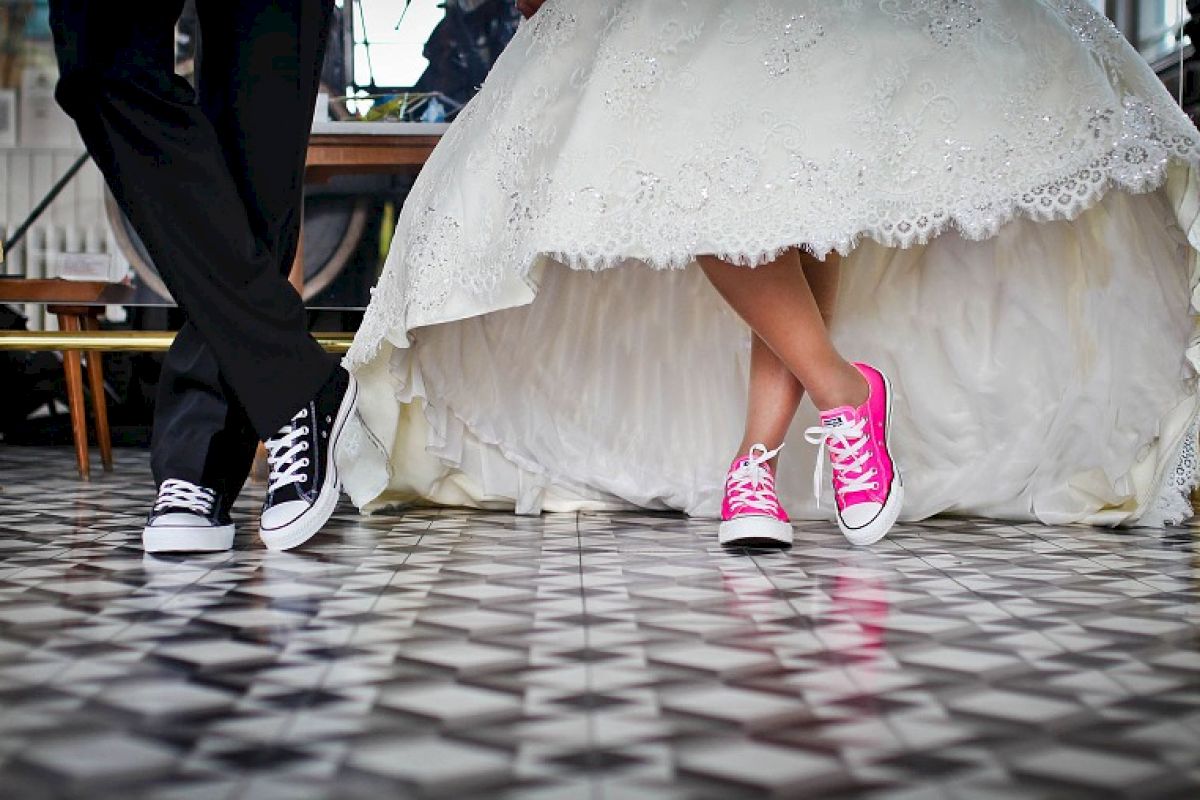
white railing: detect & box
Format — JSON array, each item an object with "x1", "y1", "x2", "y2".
[{"x1": 0, "y1": 146, "x2": 124, "y2": 329}]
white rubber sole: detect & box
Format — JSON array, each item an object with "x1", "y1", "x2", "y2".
[
  {"x1": 259, "y1": 374, "x2": 358, "y2": 552},
  {"x1": 719, "y1": 515, "x2": 794, "y2": 547},
  {"x1": 143, "y1": 523, "x2": 235, "y2": 553},
  {"x1": 837, "y1": 368, "x2": 904, "y2": 547}
]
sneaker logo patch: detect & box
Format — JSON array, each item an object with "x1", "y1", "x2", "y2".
[{"x1": 825, "y1": 414, "x2": 848, "y2": 428}]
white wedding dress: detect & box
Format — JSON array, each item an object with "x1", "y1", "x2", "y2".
[{"x1": 339, "y1": 0, "x2": 1200, "y2": 527}]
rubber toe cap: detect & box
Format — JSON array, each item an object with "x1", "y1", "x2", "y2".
[
  {"x1": 260, "y1": 500, "x2": 309, "y2": 531},
  {"x1": 839, "y1": 502, "x2": 883, "y2": 529}
]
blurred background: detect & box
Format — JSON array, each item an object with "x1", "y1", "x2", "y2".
[{"x1": 0, "y1": 0, "x2": 1195, "y2": 448}]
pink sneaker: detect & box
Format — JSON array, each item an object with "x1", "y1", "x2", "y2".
[
  {"x1": 804, "y1": 363, "x2": 904, "y2": 546},
  {"x1": 718, "y1": 443, "x2": 794, "y2": 547}
]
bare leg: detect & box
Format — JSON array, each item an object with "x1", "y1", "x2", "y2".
[
  {"x1": 740, "y1": 333, "x2": 804, "y2": 457},
  {"x1": 735, "y1": 252, "x2": 845, "y2": 465},
  {"x1": 701, "y1": 248, "x2": 866, "y2": 414}
]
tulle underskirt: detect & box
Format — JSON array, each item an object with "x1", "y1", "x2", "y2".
[{"x1": 338, "y1": 182, "x2": 1200, "y2": 527}]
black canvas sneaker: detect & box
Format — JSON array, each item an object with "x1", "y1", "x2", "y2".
[
  {"x1": 143, "y1": 479, "x2": 235, "y2": 553},
  {"x1": 259, "y1": 366, "x2": 358, "y2": 551}
]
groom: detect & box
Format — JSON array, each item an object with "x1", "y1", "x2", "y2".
[{"x1": 49, "y1": 1, "x2": 357, "y2": 553}]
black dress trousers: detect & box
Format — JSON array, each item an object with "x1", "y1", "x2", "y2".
[{"x1": 49, "y1": 0, "x2": 338, "y2": 506}]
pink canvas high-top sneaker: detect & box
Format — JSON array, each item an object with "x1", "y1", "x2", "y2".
[
  {"x1": 719, "y1": 443, "x2": 794, "y2": 547},
  {"x1": 805, "y1": 363, "x2": 904, "y2": 546}
]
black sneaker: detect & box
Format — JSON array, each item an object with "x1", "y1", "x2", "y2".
[
  {"x1": 259, "y1": 366, "x2": 358, "y2": 551},
  {"x1": 143, "y1": 479, "x2": 235, "y2": 553}
]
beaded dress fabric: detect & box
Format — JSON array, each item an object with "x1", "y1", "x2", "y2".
[{"x1": 341, "y1": 0, "x2": 1200, "y2": 527}]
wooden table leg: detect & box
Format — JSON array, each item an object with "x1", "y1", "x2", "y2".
[
  {"x1": 83, "y1": 315, "x2": 114, "y2": 472},
  {"x1": 58, "y1": 313, "x2": 90, "y2": 480}
]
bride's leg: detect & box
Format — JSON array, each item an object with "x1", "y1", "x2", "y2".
[
  {"x1": 741, "y1": 332, "x2": 803, "y2": 457},
  {"x1": 738, "y1": 253, "x2": 842, "y2": 460},
  {"x1": 700, "y1": 249, "x2": 865, "y2": 412}
]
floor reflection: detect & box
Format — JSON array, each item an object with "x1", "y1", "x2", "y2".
[{"x1": 0, "y1": 446, "x2": 1197, "y2": 799}]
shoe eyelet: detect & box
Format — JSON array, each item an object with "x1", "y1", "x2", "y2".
[{"x1": 301, "y1": 458, "x2": 310, "y2": 467}]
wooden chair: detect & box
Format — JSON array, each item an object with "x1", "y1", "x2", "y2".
[{"x1": 0, "y1": 279, "x2": 134, "y2": 479}]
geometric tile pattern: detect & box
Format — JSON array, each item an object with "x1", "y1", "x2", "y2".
[{"x1": 1, "y1": 445, "x2": 1198, "y2": 799}]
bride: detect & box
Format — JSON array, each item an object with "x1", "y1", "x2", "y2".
[{"x1": 337, "y1": 0, "x2": 1200, "y2": 545}]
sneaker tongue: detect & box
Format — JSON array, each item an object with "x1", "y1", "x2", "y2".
[
  {"x1": 730, "y1": 455, "x2": 772, "y2": 481},
  {"x1": 821, "y1": 406, "x2": 859, "y2": 430},
  {"x1": 728, "y1": 457, "x2": 753, "y2": 476}
]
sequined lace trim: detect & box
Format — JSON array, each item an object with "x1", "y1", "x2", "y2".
[{"x1": 1142, "y1": 412, "x2": 1200, "y2": 527}]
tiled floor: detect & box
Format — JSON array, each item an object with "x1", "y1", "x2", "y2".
[{"x1": 1, "y1": 446, "x2": 1199, "y2": 799}]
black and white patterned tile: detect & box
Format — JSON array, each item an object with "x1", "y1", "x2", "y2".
[{"x1": 0, "y1": 445, "x2": 1198, "y2": 799}]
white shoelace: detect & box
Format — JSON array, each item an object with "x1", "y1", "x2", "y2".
[
  {"x1": 804, "y1": 418, "x2": 879, "y2": 507},
  {"x1": 727, "y1": 443, "x2": 784, "y2": 515},
  {"x1": 265, "y1": 408, "x2": 311, "y2": 495},
  {"x1": 154, "y1": 479, "x2": 215, "y2": 515}
]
